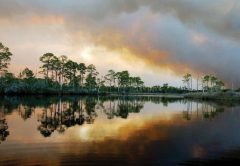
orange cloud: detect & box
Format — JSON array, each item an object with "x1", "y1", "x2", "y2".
[{"x1": 29, "y1": 15, "x2": 64, "y2": 25}]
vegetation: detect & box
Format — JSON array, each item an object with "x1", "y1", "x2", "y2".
[
  {"x1": 182, "y1": 73, "x2": 192, "y2": 90},
  {"x1": 0, "y1": 42, "x2": 188, "y2": 95},
  {"x1": 180, "y1": 73, "x2": 236, "y2": 101},
  {"x1": 0, "y1": 42, "x2": 233, "y2": 96},
  {"x1": 0, "y1": 42, "x2": 12, "y2": 73}
]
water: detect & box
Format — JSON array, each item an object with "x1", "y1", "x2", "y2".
[{"x1": 0, "y1": 96, "x2": 240, "y2": 165}]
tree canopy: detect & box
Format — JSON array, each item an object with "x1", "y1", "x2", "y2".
[
  {"x1": 0, "y1": 43, "x2": 12, "y2": 73},
  {"x1": 0, "y1": 42, "x2": 228, "y2": 95}
]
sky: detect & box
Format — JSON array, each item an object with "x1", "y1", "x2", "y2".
[{"x1": 0, "y1": 0, "x2": 240, "y2": 87}]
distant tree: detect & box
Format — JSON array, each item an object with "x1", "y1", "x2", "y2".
[
  {"x1": 203, "y1": 75, "x2": 210, "y2": 91},
  {"x1": 64, "y1": 60, "x2": 79, "y2": 89},
  {"x1": 58, "y1": 55, "x2": 68, "y2": 87},
  {"x1": 85, "y1": 64, "x2": 98, "y2": 90},
  {"x1": 117, "y1": 71, "x2": 130, "y2": 92},
  {"x1": 134, "y1": 76, "x2": 144, "y2": 91},
  {"x1": 215, "y1": 80, "x2": 225, "y2": 91},
  {"x1": 161, "y1": 83, "x2": 169, "y2": 93},
  {"x1": 0, "y1": 72, "x2": 17, "y2": 94},
  {"x1": 129, "y1": 77, "x2": 134, "y2": 88},
  {"x1": 210, "y1": 75, "x2": 217, "y2": 91},
  {"x1": 0, "y1": 43, "x2": 12, "y2": 74},
  {"x1": 96, "y1": 76, "x2": 105, "y2": 93},
  {"x1": 87, "y1": 64, "x2": 98, "y2": 76},
  {"x1": 78, "y1": 63, "x2": 87, "y2": 88},
  {"x1": 85, "y1": 74, "x2": 97, "y2": 90},
  {"x1": 50, "y1": 56, "x2": 60, "y2": 81},
  {"x1": 2, "y1": 72, "x2": 16, "y2": 84},
  {"x1": 21, "y1": 67, "x2": 35, "y2": 80},
  {"x1": 39, "y1": 53, "x2": 55, "y2": 80},
  {"x1": 105, "y1": 70, "x2": 115, "y2": 86},
  {"x1": 105, "y1": 69, "x2": 116, "y2": 92},
  {"x1": 183, "y1": 73, "x2": 192, "y2": 91}
]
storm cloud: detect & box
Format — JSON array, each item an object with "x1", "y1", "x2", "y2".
[{"x1": 0, "y1": 0, "x2": 240, "y2": 86}]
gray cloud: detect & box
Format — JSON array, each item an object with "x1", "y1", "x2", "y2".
[
  {"x1": 1, "y1": 0, "x2": 239, "y2": 39},
  {"x1": 1, "y1": 0, "x2": 240, "y2": 86}
]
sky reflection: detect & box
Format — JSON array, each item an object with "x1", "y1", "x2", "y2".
[{"x1": 0, "y1": 96, "x2": 239, "y2": 165}]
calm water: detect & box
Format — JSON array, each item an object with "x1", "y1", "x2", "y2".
[{"x1": 1, "y1": 96, "x2": 240, "y2": 165}]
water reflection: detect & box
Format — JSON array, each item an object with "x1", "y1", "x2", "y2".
[
  {"x1": 36, "y1": 97, "x2": 146, "y2": 137},
  {"x1": 37, "y1": 98, "x2": 97, "y2": 137},
  {"x1": 0, "y1": 120, "x2": 9, "y2": 144},
  {"x1": 0, "y1": 96, "x2": 239, "y2": 165},
  {"x1": 0, "y1": 96, "x2": 229, "y2": 139},
  {"x1": 182, "y1": 100, "x2": 225, "y2": 121}
]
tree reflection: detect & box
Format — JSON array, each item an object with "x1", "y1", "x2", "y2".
[
  {"x1": 36, "y1": 97, "x2": 97, "y2": 137},
  {"x1": 19, "y1": 105, "x2": 34, "y2": 120},
  {"x1": 116, "y1": 98, "x2": 144, "y2": 119},
  {"x1": 0, "y1": 111, "x2": 9, "y2": 144},
  {"x1": 182, "y1": 100, "x2": 193, "y2": 120},
  {"x1": 202, "y1": 104, "x2": 224, "y2": 120},
  {"x1": 85, "y1": 97, "x2": 97, "y2": 124},
  {"x1": 36, "y1": 96, "x2": 146, "y2": 137},
  {"x1": 182, "y1": 100, "x2": 225, "y2": 121},
  {"x1": 0, "y1": 96, "x2": 230, "y2": 139}
]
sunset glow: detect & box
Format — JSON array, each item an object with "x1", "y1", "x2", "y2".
[{"x1": 1, "y1": 0, "x2": 240, "y2": 87}]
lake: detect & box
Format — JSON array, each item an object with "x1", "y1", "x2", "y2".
[{"x1": 1, "y1": 96, "x2": 240, "y2": 165}]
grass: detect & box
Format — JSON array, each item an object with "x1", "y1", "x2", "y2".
[{"x1": 184, "y1": 91, "x2": 240, "y2": 101}]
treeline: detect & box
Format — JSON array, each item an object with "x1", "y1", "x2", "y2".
[
  {"x1": 1, "y1": 42, "x2": 187, "y2": 95},
  {"x1": 37, "y1": 53, "x2": 146, "y2": 93},
  {"x1": 0, "y1": 42, "x2": 147, "y2": 94},
  {"x1": 182, "y1": 73, "x2": 226, "y2": 92},
  {"x1": 1, "y1": 42, "x2": 228, "y2": 95}
]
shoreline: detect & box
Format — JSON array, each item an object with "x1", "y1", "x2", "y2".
[
  {"x1": 0, "y1": 92, "x2": 184, "y2": 98},
  {"x1": 1, "y1": 92, "x2": 240, "y2": 101},
  {"x1": 184, "y1": 92, "x2": 240, "y2": 101}
]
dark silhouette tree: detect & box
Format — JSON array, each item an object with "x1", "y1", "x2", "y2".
[
  {"x1": 39, "y1": 53, "x2": 55, "y2": 81},
  {"x1": 85, "y1": 64, "x2": 98, "y2": 90},
  {"x1": 0, "y1": 43, "x2": 12, "y2": 74},
  {"x1": 78, "y1": 63, "x2": 87, "y2": 88}
]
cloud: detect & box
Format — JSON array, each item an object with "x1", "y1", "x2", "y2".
[{"x1": 1, "y1": 0, "x2": 240, "y2": 86}]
